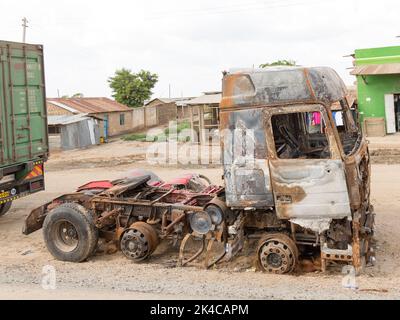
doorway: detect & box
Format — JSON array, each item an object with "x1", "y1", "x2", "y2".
[
  {"x1": 384, "y1": 94, "x2": 400, "y2": 133},
  {"x1": 395, "y1": 94, "x2": 400, "y2": 132}
]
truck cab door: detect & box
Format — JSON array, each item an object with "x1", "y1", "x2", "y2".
[
  {"x1": 221, "y1": 108, "x2": 274, "y2": 209},
  {"x1": 267, "y1": 105, "x2": 352, "y2": 223}
]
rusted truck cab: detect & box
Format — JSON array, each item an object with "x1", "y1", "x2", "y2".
[{"x1": 220, "y1": 67, "x2": 374, "y2": 272}]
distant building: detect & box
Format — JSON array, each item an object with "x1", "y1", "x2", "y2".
[
  {"x1": 145, "y1": 93, "x2": 222, "y2": 144},
  {"x1": 48, "y1": 114, "x2": 104, "y2": 151},
  {"x1": 351, "y1": 46, "x2": 400, "y2": 135},
  {"x1": 145, "y1": 97, "x2": 195, "y2": 122},
  {"x1": 47, "y1": 97, "x2": 133, "y2": 137},
  {"x1": 178, "y1": 91, "x2": 222, "y2": 144}
]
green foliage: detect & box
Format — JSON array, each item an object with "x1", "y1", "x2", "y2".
[
  {"x1": 164, "y1": 121, "x2": 191, "y2": 135},
  {"x1": 122, "y1": 121, "x2": 192, "y2": 142},
  {"x1": 260, "y1": 60, "x2": 297, "y2": 68},
  {"x1": 108, "y1": 69, "x2": 158, "y2": 108},
  {"x1": 122, "y1": 132, "x2": 148, "y2": 142}
]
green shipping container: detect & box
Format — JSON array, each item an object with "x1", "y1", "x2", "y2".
[
  {"x1": 0, "y1": 41, "x2": 48, "y2": 216},
  {"x1": 0, "y1": 41, "x2": 48, "y2": 165}
]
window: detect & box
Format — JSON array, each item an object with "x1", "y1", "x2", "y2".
[
  {"x1": 120, "y1": 113, "x2": 125, "y2": 126},
  {"x1": 48, "y1": 125, "x2": 61, "y2": 135},
  {"x1": 272, "y1": 111, "x2": 331, "y2": 159}
]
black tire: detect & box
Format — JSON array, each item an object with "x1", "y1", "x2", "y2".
[
  {"x1": 43, "y1": 203, "x2": 98, "y2": 262},
  {"x1": 0, "y1": 202, "x2": 12, "y2": 217}
]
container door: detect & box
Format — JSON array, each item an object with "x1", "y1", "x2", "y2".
[
  {"x1": 385, "y1": 94, "x2": 396, "y2": 134},
  {"x1": 0, "y1": 42, "x2": 48, "y2": 166},
  {"x1": 0, "y1": 48, "x2": 7, "y2": 164},
  {"x1": 268, "y1": 107, "x2": 352, "y2": 221}
]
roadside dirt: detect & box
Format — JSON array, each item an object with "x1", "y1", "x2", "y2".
[
  {"x1": 1, "y1": 150, "x2": 400, "y2": 299},
  {"x1": 47, "y1": 139, "x2": 400, "y2": 171}
]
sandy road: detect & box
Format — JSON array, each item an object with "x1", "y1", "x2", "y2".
[{"x1": 0, "y1": 162, "x2": 399, "y2": 300}]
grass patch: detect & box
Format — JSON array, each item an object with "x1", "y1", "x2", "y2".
[
  {"x1": 122, "y1": 132, "x2": 149, "y2": 142},
  {"x1": 122, "y1": 122, "x2": 192, "y2": 142},
  {"x1": 164, "y1": 121, "x2": 191, "y2": 135}
]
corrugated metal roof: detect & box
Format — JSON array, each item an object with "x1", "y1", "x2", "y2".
[
  {"x1": 48, "y1": 114, "x2": 92, "y2": 125},
  {"x1": 186, "y1": 93, "x2": 222, "y2": 105},
  {"x1": 47, "y1": 97, "x2": 131, "y2": 114},
  {"x1": 48, "y1": 100, "x2": 79, "y2": 114},
  {"x1": 351, "y1": 63, "x2": 400, "y2": 75},
  {"x1": 145, "y1": 97, "x2": 196, "y2": 106}
]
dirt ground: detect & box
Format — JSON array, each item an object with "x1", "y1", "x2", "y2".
[{"x1": 1, "y1": 140, "x2": 400, "y2": 300}]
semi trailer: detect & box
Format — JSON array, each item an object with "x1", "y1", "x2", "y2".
[{"x1": 0, "y1": 41, "x2": 48, "y2": 216}]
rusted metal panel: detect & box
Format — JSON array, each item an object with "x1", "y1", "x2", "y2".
[
  {"x1": 269, "y1": 159, "x2": 352, "y2": 221},
  {"x1": 221, "y1": 67, "x2": 348, "y2": 109}
]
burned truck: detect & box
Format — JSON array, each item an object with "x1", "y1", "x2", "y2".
[
  {"x1": 219, "y1": 67, "x2": 374, "y2": 273},
  {"x1": 24, "y1": 67, "x2": 374, "y2": 274}
]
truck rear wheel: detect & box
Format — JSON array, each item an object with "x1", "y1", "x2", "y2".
[
  {"x1": 43, "y1": 203, "x2": 98, "y2": 262},
  {"x1": 257, "y1": 233, "x2": 299, "y2": 274},
  {"x1": 0, "y1": 202, "x2": 12, "y2": 217}
]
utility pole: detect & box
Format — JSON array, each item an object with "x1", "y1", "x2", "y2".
[
  {"x1": 169, "y1": 84, "x2": 171, "y2": 99},
  {"x1": 22, "y1": 17, "x2": 29, "y2": 43}
]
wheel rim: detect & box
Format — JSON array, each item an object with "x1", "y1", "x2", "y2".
[
  {"x1": 52, "y1": 220, "x2": 79, "y2": 252},
  {"x1": 257, "y1": 234, "x2": 298, "y2": 274},
  {"x1": 120, "y1": 222, "x2": 159, "y2": 262}
]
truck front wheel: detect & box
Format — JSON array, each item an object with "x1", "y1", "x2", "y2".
[
  {"x1": 0, "y1": 202, "x2": 12, "y2": 217},
  {"x1": 43, "y1": 203, "x2": 98, "y2": 262}
]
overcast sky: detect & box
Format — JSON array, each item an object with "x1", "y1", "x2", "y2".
[{"x1": 1, "y1": 0, "x2": 399, "y2": 99}]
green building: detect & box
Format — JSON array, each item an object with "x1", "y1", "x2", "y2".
[{"x1": 352, "y1": 45, "x2": 400, "y2": 135}]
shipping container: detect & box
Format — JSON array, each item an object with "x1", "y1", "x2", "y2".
[{"x1": 0, "y1": 40, "x2": 48, "y2": 216}]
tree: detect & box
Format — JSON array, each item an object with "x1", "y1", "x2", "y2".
[
  {"x1": 260, "y1": 60, "x2": 297, "y2": 68},
  {"x1": 108, "y1": 69, "x2": 158, "y2": 108}
]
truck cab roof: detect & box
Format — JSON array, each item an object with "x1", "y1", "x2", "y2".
[{"x1": 221, "y1": 66, "x2": 348, "y2": 109}]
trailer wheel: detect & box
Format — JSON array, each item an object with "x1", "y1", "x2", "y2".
[
  {"x1": 120, "y1": 222, "x2": 159, "y2": 262},
  {"x1": 43, "y1": 203, "x2": 98, "y2": 262},
  {"x1": 0, "y1": 202, "x2": 12, "y2": 217}
]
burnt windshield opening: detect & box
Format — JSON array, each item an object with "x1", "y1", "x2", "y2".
[
  {"x1": 332, "y1": 99, "x2": 361, "y2": 156},
  {"x1": 272, "y1": 112, "x2": 331, "y2": 159}
]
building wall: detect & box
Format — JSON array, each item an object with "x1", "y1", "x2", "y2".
[
  {"x1": 357, "y1": 74, "x2": 400, "y2": 122},
  {"x1": 132, "y1": 107, "x2": 145, "y2": 131},
  {"x1": 355, "y1": 46, "x2": 400, "y2": 123},
  {"x1": 157, "y1": 103, "x2": 177, "y2": 125},
  {"x1": 145, "y1": 106, "x2": 158, "y2": 127},
  {"x1": 355, "y1": 46, "x2": 400, "y2": 65},
  {"x1": 97, "y1": 111, "x2": 133, "y2": 136}
]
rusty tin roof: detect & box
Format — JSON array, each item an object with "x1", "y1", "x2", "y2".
[{"x1": 47, "y1": 97, "x2": 131, "y2": 114}]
